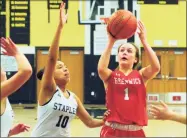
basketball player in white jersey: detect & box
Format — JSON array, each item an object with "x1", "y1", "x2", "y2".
[
  {"x1": 1, "y1": 37, "x2": 32, "y2": 137},
  {"x1": 31, "y1": 2, "x2": 107, "y2": 137}
]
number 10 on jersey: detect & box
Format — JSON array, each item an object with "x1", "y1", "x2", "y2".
[{"x1": 56, "y1": 115, "x2": 69, "y2": 128}]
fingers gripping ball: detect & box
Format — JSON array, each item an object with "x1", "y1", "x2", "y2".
[{"x1": 107, "y1": 10, "x2": 137, "y2": 39}]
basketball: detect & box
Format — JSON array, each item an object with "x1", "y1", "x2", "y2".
[{"x1": 107, "y1": 10, "x2": 137, "y2": 39}]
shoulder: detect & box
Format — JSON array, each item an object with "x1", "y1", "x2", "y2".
[
  {"x1": 109, "y1": 70, "x2": 121, "y2": 78},
  {"x1": 67, "y1": 90, "x2": 76, "y2": 97},
  {"x1": 67, "y1": 90, "x2": 79, "y2": 103},
  {"x1": 129, "y1": 69, "x2": 144, "y2": 80},
  {"x1": 103, "y1": 70, "x2": 118, "y2": 86},
  {"x1": 71, "y1": 92, "x2": 79, "y2": 102},
  {"x1": 138, "y1": 68, "x2": 144, "y2": 76},
  {"x1": 68, "y1": 91, "x2": 83, "y2": 109},
  {"x1": 138, "y1": 68, "x2": 149, "y2": 86}
]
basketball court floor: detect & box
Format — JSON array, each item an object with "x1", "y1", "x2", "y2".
[{"x1": 12, "y1": 104, "x2": 186, "y2": 137}]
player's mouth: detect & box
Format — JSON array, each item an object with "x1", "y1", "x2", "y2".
[
  {"x1": 121, "y1": 57, "x2": 128, "y2": 61},
  {"x1": 64, "y1": 73, "x2": 70, "y2": 78}
]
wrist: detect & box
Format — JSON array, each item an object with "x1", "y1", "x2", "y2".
[
  {"x1": 141, "y1": 39, "x2": 148, "y2": 45},
  {"x1": 58, "y1": 23, "x2": 63, "y2": 29},
  {"x1": 169, "y1": 111, "x2": 177, "y2": 120},
  {"x1": 14, "y1": 52, "x2": 23, "y2": 58},
  {"x1": 101, "y1": 120, "x2": 105, "y2": 125},
  {"x1": 142, "y1": 41, "x2": 150, "y2": 48},
  {"x1": 107, "y1": 42, "x2": 114, "y2": 48}
]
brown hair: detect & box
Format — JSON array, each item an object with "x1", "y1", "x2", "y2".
[{"x1": 117, "y1": 43, "x2": 141, "y2": 70}]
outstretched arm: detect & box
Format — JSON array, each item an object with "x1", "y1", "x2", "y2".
[
  {"x1": 1, "y1": 37, "x2": 32, "y2": 100},
  {"x1": 75, "y1": 95, "x2": 106, "y2": 128},
  {"x1": 169, "y1": 111, "x2": 186, "y2": 124},
  {"x1": 138, "y1": 21, "x2": 160, "y2": 84},
  {"x1": 98, "y1": 25, "x2": 116, "y2": 84},
  {"x1": 149, "y1": 101, "x2": 186, "y2": 125},
  {"x1": 38, "y1": 2, "x2": 68, "y2": 105}
]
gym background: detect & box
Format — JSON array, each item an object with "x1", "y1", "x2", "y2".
[{"x1": 0, "y1": 0, "x2": 186, "y2": 111}]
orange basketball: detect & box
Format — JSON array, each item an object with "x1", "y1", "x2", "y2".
[{"x1": 107, "y1": 10, "x2": 137, "y2": 39}]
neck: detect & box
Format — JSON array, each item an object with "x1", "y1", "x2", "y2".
[
  {"x1": 57, "y1": 84, "x2": 66, "y2": 92},
  {"x1": 119, "y1": 67, "x2": 133, "y2": 75},
  {"x1": 119, "y1": 64, "x2": 133, "y2": 72}
]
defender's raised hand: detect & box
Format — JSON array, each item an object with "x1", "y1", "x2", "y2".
[
  {"x1": 59, "y1": 2, "x2": 68, "y2": 28},
  {"x1": 0, "y1": 37, "x2": 20, "y2": 56},
  {"x1": 149, "y1": 100, "x2": 172, "y2": 120}
]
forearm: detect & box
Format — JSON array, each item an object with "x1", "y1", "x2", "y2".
[
  {"x1": 142, "y1": 41, "x2": 160, "y2": 71},
  {"x1": 170, "y1": 112, "x2": 186, "y2": 124},
  {"x1": 98, "y1": 42, "x2": 113, "y2": 71},
  {"x1": 48, "y1": 24, "x2": 63, "y2": 61},
  {"x1": 88, "y1": 118, "x2": 104, "y2": 128}
]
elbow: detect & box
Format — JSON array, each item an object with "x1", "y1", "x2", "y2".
[
  {"x1": 156, "y1": 65, "x2": 161, "y2": 73},
  {"x1": 1, "y1": 95, "x2": 6, "y2": 100},
  {"x1": 155, "y1": 61, "x2": 161, "y2": 73},
  {"x1": 26, "y1": 67, "x2": 33, "y2": 77},
  {"x1": 153, "y1": 65, "x2": 160, "y2": 75},
  {"x1": 98, "y1": 67, "x2": 105, "y2": 76},
  {"x1": 47, "y1": 56, "x2": 57, "y2": 66},
  {"x1": 97, "y1": 68, "x2": 105, "y2": 81},
  {"x1": 97, "y1": 66, "x2": 103, "y2": 73},
  {"x1": 21, "y1": 67, "x2": 33, "y2": 79},
  {"x1": 48, "y1": 55, "x2": 57, "y2": 62}
]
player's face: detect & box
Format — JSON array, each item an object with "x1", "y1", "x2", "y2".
[
  {"x1": 54, "y1": 61, "x2": 70, "y2": 84},
  {"x1": 1, "y1": 68, "x2": 7, "y2": 82},
  {"x1": 118, "y1": 43, "x2": 137, "y2": 68}
]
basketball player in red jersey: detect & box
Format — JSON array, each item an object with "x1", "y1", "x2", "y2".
[{"x1": 98, "y1": 20, "x2": 160, "y2": 137}]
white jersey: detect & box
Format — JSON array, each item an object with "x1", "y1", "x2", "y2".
[
  {"x1": 31, "y1": 88, "x2": 78, "y2": 137},
  {"x1": 1, "y1": 98, "x2": 14, "y2": 137}
]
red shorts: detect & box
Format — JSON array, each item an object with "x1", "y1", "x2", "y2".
[{"x1": 100, "y1": 125, "x2": 145, "y2": 137}]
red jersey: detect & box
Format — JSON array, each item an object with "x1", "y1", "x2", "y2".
[{"x1": 105, "y1": 70, "x2": 148, "y2": 126}]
